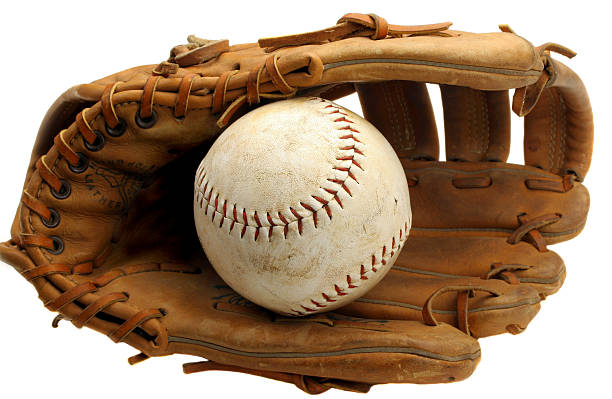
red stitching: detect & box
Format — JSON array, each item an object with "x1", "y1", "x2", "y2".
[
  {"x1": 360, "y1": 265, "x2": 368, "y2": 280},
  {"x1": 334, "y1": 285, "x2": 348, "y2": 296},
  {"x1": 293, "y1": 225, "x2": 409, "y2": 315},
  {"x1": 320, "y1": 204, "x2": 329, "y2": 219},
  {"x1": 300, "y1": 202, "x2": 315, "y2": 212},
  {"x1": 338, "y1": 125, "x2": 359, "y2": 133},
  {"x1": 195, "y1": 99, "x2": 410, "y2": 316},
  {"x1": 266, "y1": 212, "x2": 275, "y2": 225},
  {"x1": 321, "y1": 293, "x2": 336, "y2": 303},
  {"x1": 253, "y1": 212, "x2": 262, "y2": 227},
  {"x1": 290, "y1": 207, "x2": 303, "y2": 235},
  {"x1": 196, "y1": 99, "x2": 364, "y2": 240},
  {"x1": 332, "y1": 167, "x2": 358, "y2": 183},
  {"x1": 327, "y1": 179, "x2": 352, "y2": 197},
  {"x1": 339, "y1": 134, "x2": 362, "y2": 143},
  {"x1": 278, "y1": 211, "x2": 289, "y2": 238},
  {"x1": 266, "y1": 213, "x2": 275, "y2": 241},
  {"x1": 312, "y1": 195, "x2": 327, "y2": 205},
  {"x1": 311, "y1": 299, "x2": 325, "y2": 308}
]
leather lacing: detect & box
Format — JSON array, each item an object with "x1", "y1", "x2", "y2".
[
  {"x1": 417, "y1": 214, "x2": 561, "y2": 336},
  {"x1": 18, "y1": 74, "x2": 203, "y2": 349},
  {"x1": 25, "y1": 262, "x2": 198, "y2": 346},
  {"x1": 13, "y1": 17, "x2": 565, "y2": 380},
  {"x1": 422, "y1": 285, "x2": 501, "y2": 336},
  {"x1": 485, "y1": 263, "x2": 532, "y2": 285},
  {"x1": 181, "y1": 360, "x2": 372, "y2": 394},
  {"x1": 507, "y1": 213, "x2": 562, "y2": 252},
  {"x1": 19, "y1": 51, "x2": 300, "y2": 256},
  {"x1": 16, "y1": 50, "x2": 326, "y2": 353},
  {"x1": 478, "y1": 213, "x2": 561, "y2": 290},
  {"x1": 216, "y1": 53, "x2": 304, "y2": 127}
]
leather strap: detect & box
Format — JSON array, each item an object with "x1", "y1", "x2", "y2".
[
  {"x1": 72, "y1": 292, "x2": 128, "y2": 328},
  {"x1": 171, "y1": 38, "x2": 229, "y2": 67},
  {"x1": 140, "y1": 76, "x2": 161, "y2": 119},
  {"x1": 259, "y1": 13, "x2": 451, "y2": 50},
  {"x1": 212, "y1": 70, "x2": 238, "y2": 114},
  {"x1": 507, "y1": 213, "x2": 561, "y2": 251},
  {"x1": 174, "y1": 73, "x2": 197, "y2": 118},
  {"x1": 75, "y1": 110, "x2": 98, "y2": 144},
  {"x1": 183, "y1": 360, "x2": 372, "y2": 394},
  {"x1": 101, "y1": 83, "x2": 121, "y2": 127},
  {"x1": 422, "y1": 285, "x2": 502, "y2": 335},
  {"x1": 108, "y1": 309, "x2": 164, "y2": 343},
  {"x1": 338, "y1": 13, "x2": 450, "y2": 37},
  {"x1": 53, "y1": 131, "x2": 80, "y2": 167}
]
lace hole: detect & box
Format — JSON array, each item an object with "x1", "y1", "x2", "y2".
[
  {"x1": 42, "y1": 208, "x2": 60, "y2": 228},
  {"x1": 47, "y1": 236, "x2": 64, "y2": 255},
  {"x1": 84, "y1": 130, "x2": 106, "y2": 152},
  {"x1": 68, "y1": 152, "x2": 89, "y2": 174},
  {"x1": 105, "y1": 117, "x2": 127, "y2": 137},
  {"x1": 135, "y1": 109, "x2": 157, "y2": 129},
  {"x1": 51, "y1": 179, "x2": 71, "y2": 200}
]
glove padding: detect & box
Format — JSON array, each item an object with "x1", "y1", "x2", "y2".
[
  {"x1": 341, "y1": 66, "x2": 591, "y2": 335},
  {"x1": 0, "y1": 13, "x2": 592, "y2": 393}
]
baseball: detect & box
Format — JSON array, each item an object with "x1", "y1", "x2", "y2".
[{"x1": 194, "y1": 97, "x2": 411, "y2": 316}]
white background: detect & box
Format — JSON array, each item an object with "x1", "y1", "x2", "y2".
[{"x1": 0, "y1": 1, "x2": 609, "y2": 398}]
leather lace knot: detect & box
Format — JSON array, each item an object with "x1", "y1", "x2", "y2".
[
  {"x1": 215, "y1": 53, "x2": 321, "y2": 128},
  {"x1": 507, "y1": 213, "x2": 562, "y2": 252},
  {"x1": 485, "y1": 263, "x2": 532, "y2": 285},
  {"x1": 422, "y1": 285, "x2": 502, "y2": 336}
]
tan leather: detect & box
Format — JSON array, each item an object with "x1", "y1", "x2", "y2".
[
  {"x1": 0, "y1": 147, "x2": 480, "y2": 388},
  {"x1": 0, "y1": 13, "x2": 592, "y2": 394},
  {"x1": 523, "y1": 58, "x2": 594, "y2": 181}
]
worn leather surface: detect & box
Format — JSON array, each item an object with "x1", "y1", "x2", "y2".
[
  {"x1": 0, "y1": 13, "x2": 592, "y2": 394},
  {"x1": 194, "y1": 97, "x2": 412, "y2": 315},
  {"x1": 350, "y1": 76, "x2": 590, "y2": 344}
]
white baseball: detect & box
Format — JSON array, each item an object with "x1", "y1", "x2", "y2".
[{"x1": 194, "y1": 97, "x2": 411, "y2": 316}]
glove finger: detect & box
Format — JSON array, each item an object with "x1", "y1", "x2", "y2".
[
  {"x1": 396, "y1": 236, "x2": 566, "y2": 299},
  {"x1": 338, "y1": 272, "x2": 541, "y2": 338},
  {"x1": 355, "y1": 81, "x2": 439, "y2": 161},
  {"x1": 405, "y1": 161, "x2": 589, "y2": 245},
  {"x1": 522, "y1": 58, "x2": 593, "y2": 181},
  {"x1": 439, "y1": 85, "x2": 510, "y2": 162}
]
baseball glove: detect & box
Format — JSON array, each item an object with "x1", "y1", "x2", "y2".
[{"x1": 0, "y1": 13, "x2": 592, "y2": 394}]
